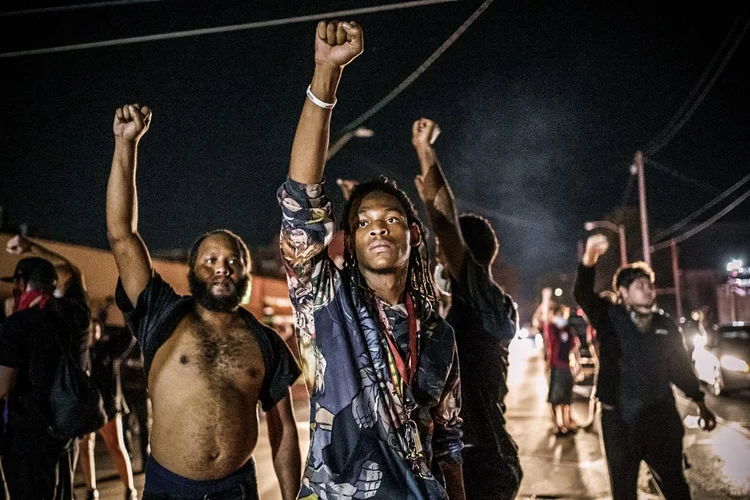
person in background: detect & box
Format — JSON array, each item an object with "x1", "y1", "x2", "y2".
[
  {"x1": 409, "y1": 117, "x2": 521, "y2": 499},
  {"x1": 0, "y1": 244, "x2": 89, "y2": 498},
  {"x1": 541, "y1": 289, "x2": 581, "y2": 436},
  {"x1": 575, "y1": 234, "x2": 716, "y2": 499},
  {"x1": 78, "y1": 301, "x2": 138, "y2": 500}
]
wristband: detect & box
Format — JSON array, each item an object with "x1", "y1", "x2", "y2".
[{"x1": 306, "y1": 85, "x2": 337, "y2": 109}]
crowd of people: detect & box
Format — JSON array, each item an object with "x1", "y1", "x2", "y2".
[{"x1": 0, "y1": 19, "x2": 716, "y2": 500}]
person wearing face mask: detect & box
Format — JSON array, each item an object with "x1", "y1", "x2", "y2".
[
  {"x1": 575, "y1": 234, "x2": 716, "y2": 500},
  {"x1": 0, "y1": 251, "x2": 90, "y2": 499},
  {"x1": 540, "y1": 291, "x2": 581, "y2": 436}
]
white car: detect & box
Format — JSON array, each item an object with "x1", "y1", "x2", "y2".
[{"x1": 692, "y1": 323, "x2": 750, "y2": 396}]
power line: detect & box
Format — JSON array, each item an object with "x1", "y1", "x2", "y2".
[
  {"x1": 0, "y1": 0, "x2": 165, "y2": 17},
  {"x1": 644, "y1": 158, "x2": 721, "y2": 195},
  {"x1": 652, "y1": 172, "x2": 750, "y2": 243},
  {"x1": 337, "y1": 0, "x2": 495, "y2": 134},
  {"x1": 646, "y1": 6, "x2": 746, "y2": 154},
  {"x1": 651, "y1": 188, "x2": 750, "y2": 252},
  {"x1": 646, "y1": 7, "x2": 750, "y2": 156},
  {"x1": 0, "y1": 0, "x2": 459, "y2": 58}
]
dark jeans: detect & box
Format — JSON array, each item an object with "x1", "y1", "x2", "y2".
[
  {"x1": 143, "y1": 455, "x2": 258, "y2": 500},
  {"x1": 600, "y1": 407, "x2": 691, "y2": 500},
  {"x1": 143, "y1": 482, "x2": 257, "y2": 500},
  {"x1": 462, "y1": 446, "x2": 522, "y2": 500},
  {"x1": 2, "y1": 441, "x2": 77, "y2": 500}
]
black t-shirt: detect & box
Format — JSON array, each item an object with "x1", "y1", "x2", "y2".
[
  {"x1": 446, "y1": 256, "x2": 518, "y2": 451},
  {"x1": 115, "y1": 272, "x2": 301, "y2": 410},
  {"x1": 0, "y1": 284, "x2": 90, "y2": 451}
]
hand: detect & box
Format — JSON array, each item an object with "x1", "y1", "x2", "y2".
[
  {"x1": 698, "y1": 402, "x2": 717, "y2": 431},
  {"x1": 6, "y1": 235, "x2": 32, "y2": 255},
  {"x1": 336, "y1": 178, "x2": 358, "y2": 201},
  {"x1": 411, "y1": 118, "x2": 440, "y2": 152},
  {"x1": 542, "y1": 287, "x2": 553, "y2": 300},
  {"x1": 315, "y1": 20, "x2": 363, "y2": 69},
  {"x1": 113, "y1": 104, "x2": 151, "y2": 143},
  {"x1": 582, "y1": 233, "x2": 609, "y2": 266}
]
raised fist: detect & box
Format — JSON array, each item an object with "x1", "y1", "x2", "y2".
[
  {"x1": 315, "y1": 20, "x2": 363, "y2": 69},
  {"x1": 411, "y1": 118, "x2": 440, "y2": 151},
  {"x1": 6, "y1": 235, "x2": 31, "y2": 255},
  {"x1": 583, "y1": 233, "x2": 609, "y2": 266},
  {"x1": 113, "y1": 104, "x2": 151, "y2": 143},
  {"x1": 336, "y1": 178, "x2": 359, "y2": 201}
]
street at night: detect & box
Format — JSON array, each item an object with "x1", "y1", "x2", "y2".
[
  {"x1": 2, "y1": 1, "x2": 749, "y2": 499},
  {"x1": 76, "y1": 338, "x2": 750, "y2": 499}
]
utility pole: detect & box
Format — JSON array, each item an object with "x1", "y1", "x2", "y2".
[
  {"x1": 634, "y1": 151, "x2": 651, "y2": 266},
  {"x1": 670, "y1": 239, "x2": 683, "y2": 319}
]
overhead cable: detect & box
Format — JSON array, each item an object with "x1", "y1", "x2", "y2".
[
  {"x1": 652, "y1": 172, "x2": 750, "y2": 243},
  {"x1": 651, "y1": 188, "x2": 750, "y2": 252},
  {"x1": 0, "y1": 0, "x2": 459, "y2": 58}
]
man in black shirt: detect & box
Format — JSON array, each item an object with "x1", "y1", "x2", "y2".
[
  {"x1": 574, "y1": 233, "x2": 716, "y2": 500},
  {"x1": 106, "y1": 103, "x2": 301, "y2": 499},
  {"x1": 0, "y1": 255, "x2": 90, "y2": 500},
  {"x1": 410, "y1": 118, "x2": 521, "y2": 499}
]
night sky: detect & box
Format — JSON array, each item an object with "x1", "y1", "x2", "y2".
[{"x1": 1, "y1": 0, "x2": 748, "y2": 301}]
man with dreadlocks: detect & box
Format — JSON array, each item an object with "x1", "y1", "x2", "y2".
[
  {"x1": 409, "y1": 118, "x2": 521, "y2": 499},
  {"x1": 107, "y1": 103, "x2": 301, "y2": 499},
  {"x1": 278, "y1": 20, "x2": 464, "y2": 500}
]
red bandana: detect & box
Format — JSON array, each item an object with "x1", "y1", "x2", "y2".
[{"x1": 15, "y1": 289, "x2": 52, "y2": 312}]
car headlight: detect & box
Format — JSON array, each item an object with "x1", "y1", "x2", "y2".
[{"x1": 720, "y1": 355, "x2": 749, "y2": 372}]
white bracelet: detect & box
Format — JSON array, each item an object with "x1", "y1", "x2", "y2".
[{"x1": 306, "y1": 85, "x2": 337, "y2": 109}]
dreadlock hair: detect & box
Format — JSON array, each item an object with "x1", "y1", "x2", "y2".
[
  {"x1": 459, "y1": 212, "x2": 498, "y2": 267},
  {"x1": 339, "y1": 176, "x2": 438, "y2": 324}
]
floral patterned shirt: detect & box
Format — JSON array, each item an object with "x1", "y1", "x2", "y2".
[{"x1": 278, "y1": 177, "x2": 463, "y2": 500}]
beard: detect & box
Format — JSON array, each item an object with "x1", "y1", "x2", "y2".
[{"x1": 188, "y1": 270, "x2": 249, "y2": 313}]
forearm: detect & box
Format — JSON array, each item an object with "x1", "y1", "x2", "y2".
[
  {"x1": 573, "y1": 264, "x2": 598, "y2": 308},
  {"x1": 23, "y1": 239, "x2": 67, "y2": 265},
  {"x1": 268, "y1": 399, "x2": 302, "y2": 500},
  {"x1": 439, "y1": 461, "x2": 465, "y2": 500},
  {"x1": 273, "y1": 432, "x2": 301, "y2": 500},
  {"x1": 288, "y1": 64, "x2": 342, "y2": 184},
  {"x1": 425, "y1": 170, "x2": 460, "y2": 232},
  {"x1": 106, "y1": 139, "x2": 140, "y2": 242}
]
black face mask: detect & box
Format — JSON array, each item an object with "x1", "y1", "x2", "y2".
[{"x1": 188, "y1": 269, "x2": 249, "y2": 313}]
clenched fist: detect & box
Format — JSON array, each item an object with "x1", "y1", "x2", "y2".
[
  {"x1": 113, "y1": 104, "x2": 151, "y2": 143},
  {"x1": 315, "y1": 20, "x2": 363, "y2": 69},
  {"x1": 582, "y1": 233, "x2": 609, "y2": 267},
  {"x1": 6, "y1": 235, "x2": 31, "y2": 255},
  {"x1": 336, "y1": 178, "x2": 359, "y2": 201},
  {"x1": 411, "y1": 118, "x2": 441, "y2": 152}
]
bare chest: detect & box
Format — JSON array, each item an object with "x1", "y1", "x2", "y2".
[{"x1": 151, "y1": 313, "x2": 266, "y2": 393}]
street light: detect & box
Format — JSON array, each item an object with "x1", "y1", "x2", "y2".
[
  {"x1": 584, "y1": 220, "x2": 627, "y2": 267},
  {"x1": 326, "y1": 127, "x2": 375, "y2": 160}
]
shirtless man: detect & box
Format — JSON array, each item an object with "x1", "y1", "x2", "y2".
[{"x1": 106, "y1": 104, "x2": 301, "y2": 499}]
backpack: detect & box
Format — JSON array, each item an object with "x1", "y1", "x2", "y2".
[
  {"x1": 36, "y1": 306, "x2": 108, "y2": 441},
  {"x1": 45, "y1": 343, "x2": 108, "y2": 441}
]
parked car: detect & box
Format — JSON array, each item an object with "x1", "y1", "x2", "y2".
[{"x1": 692, "y1": 323, "x2": 750, "y2": 396}]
